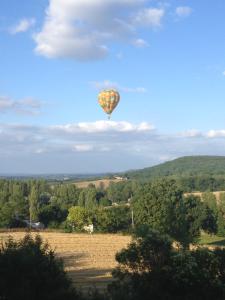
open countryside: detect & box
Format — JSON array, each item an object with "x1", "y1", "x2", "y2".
[
  {"x1": 2, "y1": 157, "x2": 225, "y2": 299},
  {"x1": 0, "y1": 232, "x2": 131, "y2": 291},
  {"x1": 1, "y1": 231, "x2": 225, "y2": 292},
  {"x1": 1, "y1": 1, "x2": 225, "y2": 298}
]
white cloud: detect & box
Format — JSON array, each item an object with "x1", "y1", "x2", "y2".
[
  {"x1": 0, "y1": 96, "x2": 41, "y2": 115},
  {"x1": 10, "y1": 18, "x2": 35, "y2": 34},
  {"x1": 90, "y1": 80, "x2": 147, "y2": 93},
  {"x1": 179, "y1": 129, "x2": 202, "y2": 138},
  {"x1": 222, "y1": 71, "x2": 225, "y2": 76},
  {"x1": 52, "y1": 120, "x2": 154, "y2": 134},
  {"x1": 34, "y1": 0, "x2": 165, "y2": 60},
  {"x1": 2, "y1": 122, "x2": 225, "y2": 173},
  {"x1": 73, "y1": 144, "x2": 94, "y2": 152},
  {"x1": 207, "y1": 130, "x2": 225, "y2": 138},
  {"x1": 133, "y1": 8, "x2": 165, "y2": 27},
  {"x1": 133, "y1": 38, "x2": 149, "y2": 48},
  {"x1": 35, "y1": 148, "x2": 46, "y2": 154},
  {"x1": 175, "y1": 6, "x2": 192, "y2": 18}
]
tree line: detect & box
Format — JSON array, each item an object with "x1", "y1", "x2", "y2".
[
  {"x1": 0, "y1": 179, "x2": 135, "y2": 230},
  {"x1": 1, "y1": 178, "x2": 225, "y2": 241}
]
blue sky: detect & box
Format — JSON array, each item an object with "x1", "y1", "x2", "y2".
[{"x1": 0, "y1": 0, "x2": 225, "y2": 173}]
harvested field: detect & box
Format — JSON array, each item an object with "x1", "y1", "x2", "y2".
[
  {"x1": 185, "y1": 191, "x2": 225, "y2": 201},
  {"x1": 74, "y1": 178, "x2": 125, "y2": 189},
  {"x1": 0, "y1": 232, "x2": 131, "y2": 292}
]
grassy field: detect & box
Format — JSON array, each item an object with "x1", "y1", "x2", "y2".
[
  {"x1": 74, "y1": 178, "x2": 124, "y2": 189},
  {"x1": 198, "y1": 233, "x2": 225, "y2": 247},
  {"x1": 0, "y1": 232, "x2": 131, "y2": 292}
]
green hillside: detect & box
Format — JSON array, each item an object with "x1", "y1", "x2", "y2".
[{"x1": 127, "y1": 156, "x2": 225, "y2": 180}]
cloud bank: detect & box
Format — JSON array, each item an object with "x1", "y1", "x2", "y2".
[{"x1": 1, "y1": 121, "x2": 225, "y2": 173}]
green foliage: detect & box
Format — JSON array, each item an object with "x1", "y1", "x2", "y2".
[
  {"x1": 200, "y1": 192, "x2": 219, "y2": 234},
  {"x1": 0, "y1": 203, "x2": 15, "y2": 227},
  {"x1": 109, "y1": 229, "x2": 225, "y2": 300},
  {"x1": 9, "y1": 183, "x2": 28, "y2": 218},
  {"x1": 0, "y1": 180, "x2": 84, "y2": 229},
  {"x1": 132, "y1": 179, "x2": 188, "y2": 246},
  {"x1": 202, "y1": 192, "x2": 218, "y2": 214},
  {"x1": 183, "y1": 195, "x2": 206, "y2": 242},
  {"x1": 126, "y1": 156, "x2": 225, "y2": 192},
  {"x1": 177, "y1": 175, "x2": 225, "y2": 192},
  {"x1": 77, "y1": 188, "x2": 98, "y2": 209},
  {"x1": 95, "y1": 207, "x2": 131, "y2": 233},
  {"x1": 0, "y1": 180, "x2": 48, "y2": 227},
  {"x1": 127, "y1": 156, "x2": 225, "y2": 179},
  {"x1": 0, "y1": 234, "x2": 80, "y2": 300},
  {"x1": 38, "y1": 204, "x2": 68, "y2": 227},
  {"x1": 67, "y1": 206, "x2": 90, "y2": 230},
  {"x1": 85, "y1": 188, "x2": 97, "y2": 209},
  {"x1": 183, "y1": 195, "x2": 217, "y2": 240},
  {"x1": 66, "y1": 206, "x2": 131, "y2": 233},
  {"x1": 29, "y1": 186, "x2": 39, "y2": 222},
  {"x1": 51, "y1": 184, "x2": 79, "y2": 209},
  {"x1": 78, "y1": 190, "x2": 86, "y2": 207},
  {"x1": 217, "y1": 193, "x2": 225, "y2": 236},
  {"x1": 107, "y1": 182, "x2": 134, "y2": 203},
  {"x1": 201, "y1": 206, "x2": 218, "y2": 234},
  {"x1": 98, "y1": 197, "x2": 111, "y2": 207},
  {"x1": 0, "y1": 175, "x2": 222, "y2": 238}
]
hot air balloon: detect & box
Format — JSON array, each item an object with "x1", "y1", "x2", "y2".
[{"x1": 98, "y1": 89, "x2": 120, "y2": 119}]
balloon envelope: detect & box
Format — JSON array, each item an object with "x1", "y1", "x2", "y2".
[{"x1": 98, "y1": 89, "x2": 120, "y2": 117}]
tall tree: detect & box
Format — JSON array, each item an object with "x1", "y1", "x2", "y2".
[
  {"x1": 67, "y1": 206, "x2": 89, "y2": 230},
  {"x1": 217, "y1": 193, "x2": 225, "y2": 236},
  {"x1": 202, "y1": 192, "x2": 218, "y2": 214},
  {"x1": 9, "y1": 183, "x2": 28, "y2": 218},
  {"x1": 29, "y1": 186, "x2": 39, "y2": 222},
  {"x1": 132, "y1": 179, "x2": 188, "y2": 246},
  {"x1": 85, "y1": 188, "x2": 97, "y2": 210}
]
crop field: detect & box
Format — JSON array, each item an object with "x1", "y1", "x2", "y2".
[
  {"x1": 185, "y1": 191, "x2": 225, "y2": 201},
  {"x1": 74, "y1": 178, "x2": 125, "y2": 189},
  {"x1": 0, "y1": 232, "x2": 131, "y2": 292}
]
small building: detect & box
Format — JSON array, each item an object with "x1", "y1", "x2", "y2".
[{"x1": 24, "y1": 220, "x2": 44, "y2": 230}]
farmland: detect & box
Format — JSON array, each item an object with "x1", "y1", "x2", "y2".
[
  {"x1": 74, "y1": 178, "x2": 125, "y2": 189},
  {"x1": 185, "y1": 191, "x2": 225, "y2": 201},
  {"x1": 0, "y1": 232, "x2": 131, "y2": 292},
  {"x1": 184, "y1": 191, "x2": 225, "y2": 201}
]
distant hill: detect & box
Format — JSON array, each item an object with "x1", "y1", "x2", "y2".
[{"x1": 126, "y1": 156, "x2": 225, "y2": 180}]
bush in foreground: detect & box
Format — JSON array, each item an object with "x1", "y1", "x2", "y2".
[
  {"x1": 0, "y1": 234, "x2": 80, "y2": 300},
  {"x1": 108, "y1": 229, "x2": 225, "y2": 300}
]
